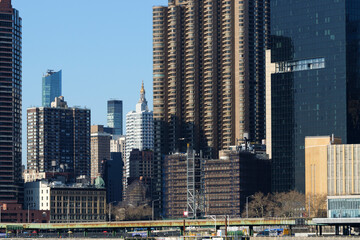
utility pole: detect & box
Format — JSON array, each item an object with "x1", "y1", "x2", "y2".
[
  {"x1": 152, "y1": 199, "x2": 160, "y2": 220},
  {"x1": 109, "y1": 201, "x2": 116, "y2": 222},
  {"x1": 109, "y1": 203, "x2": 111, "y2": 222},
  {"x1": 308, "y1": 194, "x2": 311, "y2": 217},
  {"x1": 246, "y1": 195, "x2": 253, "y2": 218},
  {"x1": 67, "y1": 203, "x2": 69, "y2": 224},
  {"x1": 225, "y1": 215, "x2": 228, "y2": 237}
]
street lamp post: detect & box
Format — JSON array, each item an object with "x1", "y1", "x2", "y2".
[
  {"x1": 28, "y1": 203, "x2": 30, "y2": 223},
  {"x1": 152, "y1": 199, "x2": 160, "y2": 221},
  {"x1": 246, "y1": 195, "x2": 254, "y2": 218}
]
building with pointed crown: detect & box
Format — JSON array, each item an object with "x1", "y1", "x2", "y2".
[{"x1": 125, "y1": 83, "x2": 154, "y2": 185}]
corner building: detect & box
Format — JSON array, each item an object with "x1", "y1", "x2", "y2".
[
  {"x1": 269, "y1": 0, "x2": 360, "y2": 192},
  {"x1": 0, "y1": 0, "x2": 23, "y2": 204},
  {"x1": 153, "y1": 0, "x2": 269, "y2": 214}
]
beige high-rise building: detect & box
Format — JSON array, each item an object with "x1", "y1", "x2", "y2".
[
  {"x1": 153, "y1": 0, "x2": 269, "y2": 158},
  {"x1": 305, "y1": 136, "x2": 360, "y2": 197},
  {"x1": 90, "y1": 125, "x2": 111, "y2": 181},
  {"x1": 153, "y1": 0, "x2": 269, "y2": 216}
]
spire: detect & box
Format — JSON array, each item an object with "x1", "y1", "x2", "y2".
[
  {"x1": 140, "y1": 80, "x2": 145, "y2": 95},
  {"x1": 136, "y1": 81, "x2": 148, "y2": 112}
]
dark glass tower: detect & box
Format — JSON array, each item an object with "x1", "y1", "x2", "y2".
[
  {"x1": 0, "y1": 0, "x2": 23, "y2": 204},
  {"x1": 107, "y1": 100, "x2": 123, "y2": 135},
  {"x1": 42, "y1": 69, "x2": 62, "y2": 107},
  {"x1": 270, "y1": 0, "x2": 360, "y2": 192}
]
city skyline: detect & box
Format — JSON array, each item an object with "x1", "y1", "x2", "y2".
[{"x1": 13, "y1": 0, "x2": 168, "y2": 165}]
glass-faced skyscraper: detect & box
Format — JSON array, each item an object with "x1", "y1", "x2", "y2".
[
  {"x1": 107, "y1": 100, "x2": 123, "y2": 136},
  {"x1": 42, "y1": 70, "x2": 62, "y2": 107},
  {"x1": 269, "y1": 0, "x2": 360, "y2": 192},
  {"x1": 0, "y1": 0, "x2": 23, "y2": 204}
]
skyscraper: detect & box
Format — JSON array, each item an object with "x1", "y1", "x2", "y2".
[
  {"x1": 125, "y1": 82, "x2": 153, "y2": 182},
  {"x1": 104, "y1": 152, "x2": 123, "y2": 203},
  {"x1": 153, "y1": 0, "x2": 269, "y2": 215},
  {"x1": 268, "y1": 0, "x2": 360, "y2": 192},
  {"x1": 27, "y1": 97, "x2": 91, "y2": 179},
  {"x1": 0, "y1": 0, "x2": 23, "y2": 204},
  {"x1": 90, "y1": 125, "x2": 111, "y2": 181},
  {"x1": 107, "y1": 100, "x2": 123, "y2": 136},
  {"x1": 42, "y1": 70, "x2": 62, "y2": 107},
  {"x1": 153, "y1": 0, "x2": 269, "y2": 159}
]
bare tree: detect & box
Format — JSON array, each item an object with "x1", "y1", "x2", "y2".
[
  {"x1": 306, "y1": 193, "x2": 327, "y2": 218},
  {"x1": 245, "y1": 191, "x2": 306, "y2": 218},
  {"x1": 242, "y1": 192, "x2": 273, "y2": 218},
  {"x1": 272, "y1": 191, "x2": 305, "y2": 218}
]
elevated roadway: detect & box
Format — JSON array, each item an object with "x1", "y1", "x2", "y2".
[{"x1": 0, "y1": 218, "x2": 312, "y2": 230}]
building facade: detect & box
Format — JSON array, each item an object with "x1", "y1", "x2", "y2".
[
  {"x1": 42, "y1": 70, "x2": 62, "y2": 107},
  {"x1": 0, "y1": 203, "x2": 49, "y2": 223},
  {"x1": 153, "y1": 0, "x2": 269, "y2": 214},
  {"x1": 204, "y1": 150, "x2": 271, "y2": 217},
  {"x1": 0, "y1": 0, "x2": 23, "y2": 204},
  {"x1": 110, "y1": 135, "x2": 126, "y2": 155},
  {"x1": 107, "y1": 100, "x2": 123, "y2": 136},
  {"x1": 128, "y1": 149, "x2": 153, "y2": 187},
  {"x1": 104, "y1": 152, "x2": 123, "y2": 203},
  {"x1": 305, "y1": 136, "x2": 360, "y2": 197},
  {"x1": 24, "y1": 181, "x2": 106, "y2": 223},
  {"x1": 23, "y1": 170, "x2": 73, "y2": 184},
  {"x1": 125, "y1": 83, "x2": 153, "y2": 181},
  {"x1": 163, "y1": 149, "x2": 271, "y2": 219},
  {"x1": 90, "y1": 125, "x2": 111, "y2": 181},
  {"x1": 27, "y1": 97, "x2": 91, "y2": 179},
  {"x1": 269, "y1": 0, "x2": 360, "y2": 193}
]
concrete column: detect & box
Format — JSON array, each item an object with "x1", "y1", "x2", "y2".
[{"x1": 249, "y1": 226, "x2": 254, "y2": 236}]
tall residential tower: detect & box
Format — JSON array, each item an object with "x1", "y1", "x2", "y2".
[
  {"x1": 27, "y1": 97, "x2": 91, "y2": 179},
  {"x1": 153, "y1": 0, "x2": 269, "y2": 158},
  {"x1": 42, "y1": 70, "x2": 62, "y2": 107},
  {"x1": 0, "y1": 0, "x2": 23, "y2": 204},
  {"x1": 153, "y1": 0, "x2": 269, "y2": 215}
]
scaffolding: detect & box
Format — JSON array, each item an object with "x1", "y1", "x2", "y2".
[{"x1": 186, "y1": 146, "x2": 204, "y2": 219}]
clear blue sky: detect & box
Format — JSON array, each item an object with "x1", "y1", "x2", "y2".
[{"x1": 13, "y1": 0, "x2": 168, "y2": 164}]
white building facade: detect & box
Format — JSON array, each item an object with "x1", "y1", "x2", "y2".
[
  {"x1": 125, "y1": 82, "x2": 154, "y2": 180},
  {"x1": 24, "y1": 180, "x2": 51, "y2": 211}
]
